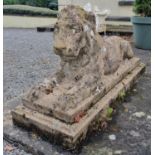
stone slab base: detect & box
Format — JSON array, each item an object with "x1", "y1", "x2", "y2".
[
  {"x1": 23, "y1": 57, "x2": 140, "y2": 124},
  {"x1": 11, "y1": 62, "x2": 145, "y2": 149}
]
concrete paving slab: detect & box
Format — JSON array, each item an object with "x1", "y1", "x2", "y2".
[{"x1": 4, "y1": 62, "x2": 145, "y2": 153}]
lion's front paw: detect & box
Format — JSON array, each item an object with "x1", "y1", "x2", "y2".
[{"x1": 25, "y1": 81, "x2": 53, "y2": 102}]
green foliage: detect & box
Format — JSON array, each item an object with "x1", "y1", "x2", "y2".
[
  {"x1": 3, "y1": 5, "x2": 58, "y2": 17},
  {"x1": 3, "y1": 0, "x2": 19, "y2": 5},
  {"x1": 18, "y1": 0, "x2": 26, "y2": 5},
  {"x1": 133, "y1": 0, "x2": 151, "y2": 17},
  {"x1": 106, "y1": 107, "x2": 113, "y2": 118},
  {"x1": 3, "y1": 0, "x2": 58, "y2": 10},
  {"x1": 118, "y1": 89, "x2": 126, "y2": 101},
  {"x1": 25, "y1": 0, "x2": 49, "y2": 7},
  {"x1": 48, "y1": 0, "x2": 58, "y2": 10}
]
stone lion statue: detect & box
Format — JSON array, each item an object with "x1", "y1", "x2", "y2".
[{"x1": 25, "y1": 5, "x2": 134, "y2": 111}]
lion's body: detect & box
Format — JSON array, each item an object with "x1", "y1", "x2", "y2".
[{"x1": 25, "y1": 5, "x2": 134, "y2": 111}]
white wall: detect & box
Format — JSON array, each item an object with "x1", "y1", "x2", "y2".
[
  {"x1": 58, "y1": 0, "x2": 71, "y2": 10},
  {"x1": 58, "y1": 0, "x2": 134, "y2": 17}
]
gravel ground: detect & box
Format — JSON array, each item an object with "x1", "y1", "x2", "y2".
[
  {"x1": 3, "y1": 28, "x2": 60, "y2": 102},
  {"x1": 3, "y1": 28, "x2": 59, "y2": 155},
  {"x1": 3, "y1": 28, "x2": 151, "y2": 155}
]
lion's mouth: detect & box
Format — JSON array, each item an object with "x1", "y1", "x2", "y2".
[
  {"x1": 54, "y1": 46, "x2": 80, "y2": 61},
  {"x1": 62, "y1": 55, "x2": 77, "y2": 61}
]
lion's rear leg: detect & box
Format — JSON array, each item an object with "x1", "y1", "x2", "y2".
[{"x1": 120, "y1": 40, "x2": 134, "y2": 59}]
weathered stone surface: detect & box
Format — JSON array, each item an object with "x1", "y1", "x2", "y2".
[
  {"x1": 12, "y1": 62, "x2": 145, "y2": 148},
  {"x1": 23, "y1": 57, "x2": 140, "y2": 123},
  {"x1": 21, "y1": 5, "x2": 137, "y2": 123},
  {"x1": 11, "y1": 5, "x2": 145, "y2": 148}
]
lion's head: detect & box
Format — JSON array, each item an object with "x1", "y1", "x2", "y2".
[{"x1": 53, "y1": 5, "x2": 97, "y2": 62}]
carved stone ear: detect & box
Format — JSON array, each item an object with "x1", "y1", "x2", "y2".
[
  {"x1": 85, "y1": 12, "x2": 96, "y2": 30},
  {"x1": 86, "y1": 12, "x2": 96, "y2": 24}
]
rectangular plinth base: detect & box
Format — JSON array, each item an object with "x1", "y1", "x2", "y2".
[
  {"x1": 23, "y1": 57, "x2": 140, "y2": 124},
  {"x1": 11, "y1": 62, "x2": 145, "y2": 149}
]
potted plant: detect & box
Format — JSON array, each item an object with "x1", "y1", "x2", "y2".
[{"x1": 131, "y1": 0, "x2": 151, "y2": 50}]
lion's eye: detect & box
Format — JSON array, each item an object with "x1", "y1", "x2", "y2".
[
  {"x1": 72, "y1": 28, "x2": 80, "y2": 34},
  {"x1": 72, "y1": 29, "x2": 76, "y2": 34}
]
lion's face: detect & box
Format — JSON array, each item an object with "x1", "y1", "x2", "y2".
[
  {"x1": 53, "y1": 5, "x2": 96, "y2": 62},
  {"x1": 53, "y1": 20, "x2": 87, "y2": 61}
]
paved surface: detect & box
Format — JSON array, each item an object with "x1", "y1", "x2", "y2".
[
  {"x1": 4, "y1": 16, "x2": 56, "y2": 28},
  {"x1": 3, "y1": 29, "x2": 151, "y2": 155}
]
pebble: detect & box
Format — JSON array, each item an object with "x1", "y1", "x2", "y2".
[
  {"x1": 129, "y1": 130, "x2": 140, "y2": 137},
  {"x1": 109, "y1": 134, "x2": 116, "y2": 141},
  {"x1": 114, "y1": 150, "x2": 123, "y2": 154},
  {"x1": 147, "y1": 115, "x2": 151, "y2": 120},
  {"x1": 4, "y1": 140, "x2": 32, "y2": 155},
  {"x1": 133, "y1": 88, "x2": 137, "y2": 92},
  {"x1": 132, "y1": 112, "x2": 146, "y2": 118}
]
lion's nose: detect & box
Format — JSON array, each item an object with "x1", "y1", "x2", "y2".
[{"x1": 53, "y1": 40, "x2": 66, "y2": 50}]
